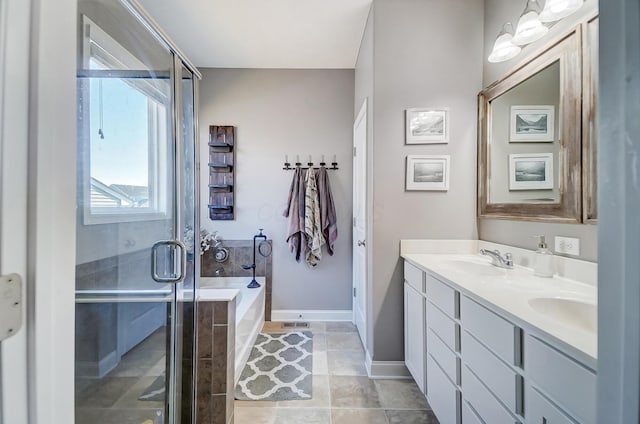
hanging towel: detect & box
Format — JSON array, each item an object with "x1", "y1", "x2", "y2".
[
  {"x1": 283, "y1": 167, "x2": 307, "y2": 262},
  {"x1": 316, "y1": 166, "x2": 338, "y2": 256},
  {"x1": 304, "y1": 168, "x2": 325, "y2": 266}
]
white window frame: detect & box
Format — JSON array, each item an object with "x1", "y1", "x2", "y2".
[{"x1": 80, "y1": 16, "x2": 171, "y2": 225}]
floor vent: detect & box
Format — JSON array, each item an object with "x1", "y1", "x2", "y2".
[{"x1": 282, "y1": 322, "x2": 310, "y2": 329}]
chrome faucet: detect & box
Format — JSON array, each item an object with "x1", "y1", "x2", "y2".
[
  {"x1": 215, "y1": 266, "x2": 224, "y2": 276},
  {"x1": 480, "y1": 249, "x2": 514, "y2": 269}
]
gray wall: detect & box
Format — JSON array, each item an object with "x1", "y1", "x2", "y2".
[
  {"x1": 597, "y1": 0, "x2": 640, "y2": 420},
  {"x1": 198, "y1": 69, "x2": 355, "y2": 311},
  {"x1": 355, "y1": 0, "x2": 484, "y2": 361},
  {"x1": 480, "y1": 0, "x2": 599, "y2": 262}
]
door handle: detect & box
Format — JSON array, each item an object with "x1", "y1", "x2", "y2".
[
  {"x1": 151, "y1": 240, "x2": 187, "y2": 283},
  {"x1": 357, "y1": 240, "x2": 366, "y2": 247}
]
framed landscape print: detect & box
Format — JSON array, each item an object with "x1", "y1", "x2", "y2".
[
  {"x1": 510, "y1": 105, "x2": 555, "y2": 142},
  {"x1": 509, "y1": 153, "x2": 554, "y2": 190},
  {"x1": 405, "y1": 108, "x2": 449, "y2": 144},
  {"x1": 406, "y1": 155, "x2": 450, "y2": 191}
]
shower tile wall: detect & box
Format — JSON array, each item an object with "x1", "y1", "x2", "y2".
[
  {"x1": 201, "y1": 240, "x2": 273, "y2": 320},
  {"x1": 196, "y1": 299, "x2": 236, "y2": 424},
  {"x1": 75, "y1": 250, "x2": 163, "y2": 378}
]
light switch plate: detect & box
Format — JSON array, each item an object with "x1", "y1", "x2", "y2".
[{"x1": 554, "y1": 236, "x2": 580, "y2": 256}]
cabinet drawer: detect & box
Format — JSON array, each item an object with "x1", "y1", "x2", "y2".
[
  {"x1": 462, "y1": 365, "x2": 519, "y2": 424},
  {"x1": 426, "y1": 273, "x2": 457, "y2": 318},
  {"x1": 427, "y1": 300, "x2": 459, "y2": 352},
  {"x1": 461, "y1": 295, "x2": 519, "y2": 365},
  {"x1": 404, "y1": 261, "x2": 425, "y2": 293},
  {"x1": 462, "y1": 331, "x2": 521, "y2": 414},
  {"x1": 527, "y1": 385, "x2": 575, "y2": 424},
  {"x1": 427, "y1": 355, "x2": 460, "y2": 424},
  {"x1": 462, "y1": 401, "x2": 484, "y2": 424},
  {"x1": 525, "y1": 335, "x2": 596, "y2": 424},
  {"x1": 428, "y1": 328, "x2": 459, "y2": 385}
]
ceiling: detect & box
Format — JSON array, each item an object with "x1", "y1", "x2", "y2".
[{"x1": 138, "y1": 0, "x2": 373, "y2": 69}]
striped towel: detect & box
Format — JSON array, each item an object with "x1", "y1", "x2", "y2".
[{"x1": 304, "y1": 168, "x2": 325, "y2": 266}]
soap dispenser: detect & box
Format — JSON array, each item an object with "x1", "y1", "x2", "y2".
[{"x1": 533, "y1": 235, "x2": 554, "y2": 278}]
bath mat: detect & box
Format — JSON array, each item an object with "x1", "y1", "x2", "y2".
[
  {"x1": 139, "y1": 374, "x2": 165, "y2": 401},
  {"x1": 235, "y1": 331, "x2": 313, "y2": 401}
]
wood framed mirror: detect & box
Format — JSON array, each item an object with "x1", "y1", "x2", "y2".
[
  {"x1": 582, "y1": 15, "x2": 599, "y2": 223},
  {"x1": 478, "y1": 27, "x2": 582, "y2": 223}
]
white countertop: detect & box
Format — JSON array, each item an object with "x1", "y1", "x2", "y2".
[
  {"x1": 197, "y1": 288, "x2": 239, "y2": 302},
  {"x1": 402, "y1": 252, "x2": 597, "y2": 362}
]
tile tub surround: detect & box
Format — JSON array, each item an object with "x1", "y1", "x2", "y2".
[
  {"x1": 202, "y1": 239, "x2": 273, "y2": 320},
  {"x1": 234, "y1": 321, "x2": 439, "y2": 424},
  {"x1": 200, "y1": 278, "x2": 266, "y2": 383},
  {"x1": 400, "y1": 239, "x2": 597, "y2": 362},
  {"x1": 196, "y1": 297, "x2": 237, "y2": 424}
]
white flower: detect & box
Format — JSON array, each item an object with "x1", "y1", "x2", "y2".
[{"x1": 200, "y1": 229, "x2": 219, "y2": 255}]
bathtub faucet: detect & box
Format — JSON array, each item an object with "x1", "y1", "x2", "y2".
[
  {"x1": 215, "y1": 266, "x2": 224, "y2": 276},
  {"x1": 243, "y1": 229, "x2": 267, "y2": 289}
]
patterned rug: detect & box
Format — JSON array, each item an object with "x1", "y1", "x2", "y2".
[
  {"x1": 235, "y1": 331, "x2": 313, "y2": 401},
  {"x1": 138, "y1": 374, "x2": 165, "y2": 401}
]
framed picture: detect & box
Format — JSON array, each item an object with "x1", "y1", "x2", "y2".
[
  {"x1": 405, "y1": 108, "x2": 449, "y2": 144},
  {"x1": 509, "y1": 153, "x2": 554, "y2": 190},
  {"x1": 406, "y1": 155, "x2": 450, "y2": 191},
  {"x1": 510, "y1": 105, "x2": 555, "y2": 142}
]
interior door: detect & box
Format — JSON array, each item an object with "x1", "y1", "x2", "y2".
[
  {"x1": 74, "y1": 3, "x2": 196, "y2": 423},
  {"x1": 0, "y1": 1, "x2": 31, "y2": 423},
  {"x1": 353, "y1": 99, "x2": 368, "y2": 348}
]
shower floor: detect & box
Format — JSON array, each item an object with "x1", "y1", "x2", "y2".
[{"x1": 75, "y1": 327, "x2": 166, "y2": 424}]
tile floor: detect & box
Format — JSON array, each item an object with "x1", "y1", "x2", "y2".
[
  {"x1": 234, "y1": 321, "x2": 439, "y2": 424},
  {"x1": 75, "y1": 327, "x2": 167, "y2": 424}
]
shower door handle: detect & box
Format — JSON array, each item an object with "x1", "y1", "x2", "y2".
[{"x1": 151, "y1": 240, "x2": 187, "y2": 283}]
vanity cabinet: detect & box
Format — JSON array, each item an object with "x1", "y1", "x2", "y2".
[{"x1": 402, "y1": 259, "x2": 596, "y2": 424}]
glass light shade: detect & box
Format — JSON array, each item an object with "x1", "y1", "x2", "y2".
[
  {"x1": 512, "y1": 10, "x2": 548, "y2": 45},
  {"x1": 488, "y1": 23, "x2": 522, "y2": 63},
  {"x1": 539, "y1": 0, "x2": 584, "y2": 22}
]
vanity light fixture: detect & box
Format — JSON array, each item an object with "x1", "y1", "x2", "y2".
[
  {"x1": 512, "y1": 0, "x2": 549, "y2": 45},
  {"x1": 539, "y1": 0, "x2": 584, "y2": 22},
  {"x1": 488, "y1": 23, "x2": 522, "y2": 63}
]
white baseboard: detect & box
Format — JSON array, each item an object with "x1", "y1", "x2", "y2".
[
  {"x1": 271, "y1": 309, "x2": 353, "y2": 322},
  {"x1": 365, "y1": 350, "x2": 412, "y2": 379}
]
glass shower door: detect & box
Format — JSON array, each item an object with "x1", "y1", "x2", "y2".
[{"x1": 74, "y1": 2, "x2": 196, "y2": 423}]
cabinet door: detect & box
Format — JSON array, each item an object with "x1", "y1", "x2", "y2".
[{"x1": 404, "y1": 282, "x2": 425, "y2": 392}]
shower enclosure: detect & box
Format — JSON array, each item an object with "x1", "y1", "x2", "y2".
[{"x1": 74, "y1": 1, "x2": 200, "y2": 423}]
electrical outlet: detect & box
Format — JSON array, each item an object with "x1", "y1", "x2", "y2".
[{"x1": 554, "y1": 236, "x2": 580, "y2": 256}]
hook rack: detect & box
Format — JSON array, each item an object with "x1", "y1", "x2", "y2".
[{"x1": 282, "y1": 154, "x2": 339, "y2": 171}]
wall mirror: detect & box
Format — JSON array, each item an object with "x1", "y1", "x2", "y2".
[{"x1": 478, "y1": 24, "x2": 594, "y2": 223}]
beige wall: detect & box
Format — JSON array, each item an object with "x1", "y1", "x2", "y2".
[
  {"x1": 480, "y1": 0, "x2": 599, "y2": 261},
  {"x1": 198, "y1": 68, "x2": 355, "y2": 311},
  {"x1": 355, "y1": 0, "x2": 484, "y2": 361}
]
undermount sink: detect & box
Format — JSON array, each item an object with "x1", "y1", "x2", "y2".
[
  {"x1": 445, "y1": 259, "x2": 506, "y2": 277},
  {"x1": 528, "y1": 297, "x2": 597, "y2": 333}
]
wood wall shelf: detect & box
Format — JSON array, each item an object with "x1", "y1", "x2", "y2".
[{"x1": 208, "y1": 125, "x2": 235, "y2": 220}]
